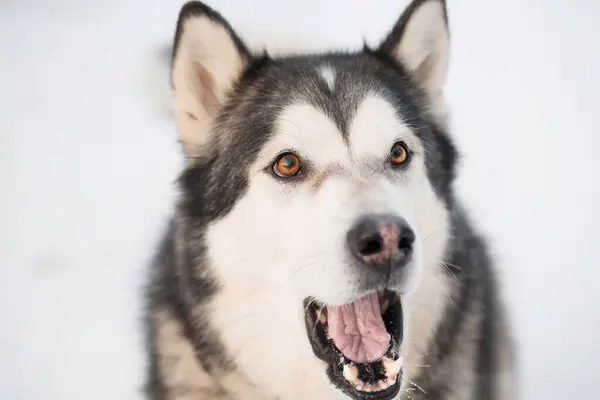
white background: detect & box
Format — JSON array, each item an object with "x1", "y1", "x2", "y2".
[{"x1": 2, "y1": 0, "x2": 599, "y2": 399}]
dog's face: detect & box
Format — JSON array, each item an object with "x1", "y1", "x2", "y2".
[{"x1": 172, "y1": 1, "x2": 455, "y2": 399}]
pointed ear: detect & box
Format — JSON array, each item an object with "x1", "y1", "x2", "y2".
[
  {"x1": 378, "y1": 0, "x2": 450, "y2": 94},
  {"x1": 171, "y1": 1, "x2": 251, "y2": 158}
]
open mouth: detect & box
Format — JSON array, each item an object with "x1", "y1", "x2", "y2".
[{"x1": 304, "y1": 290, "x2": 403, "y2": 400}]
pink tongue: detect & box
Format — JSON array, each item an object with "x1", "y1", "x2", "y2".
[{"x1": 327, "y1": 293, "x2": 391, "y2": 363}]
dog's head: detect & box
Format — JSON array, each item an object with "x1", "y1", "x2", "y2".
[{"x1": 172, "y1": 1, "x2": 455, "y2": 399}]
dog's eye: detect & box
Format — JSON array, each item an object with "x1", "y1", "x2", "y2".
[
  {"x1": 390, "y1": 142, "x2": 410, "y2": 166},
  {"x1": 273, "y1": 153, "x2": 302, "y2": 178}
]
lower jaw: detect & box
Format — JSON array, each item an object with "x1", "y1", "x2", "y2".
[
  {"x1": 328, "y1": 367, "x2": 402, "y2": 400},
  {"x1": 331, "y1": 343, "x2": 402, "y2": 390}
]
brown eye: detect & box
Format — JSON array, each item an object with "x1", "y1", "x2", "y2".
[
  {"x1": 390, "y1": 142, "x2": 409, "y2": 166},
  {"x1": 273, "y1": 153, "x2": 302, "y2": 178}
]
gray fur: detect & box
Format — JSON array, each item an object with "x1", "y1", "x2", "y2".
[{"x1": 143, "y1": 1, "x2": 516, "y2": 399}]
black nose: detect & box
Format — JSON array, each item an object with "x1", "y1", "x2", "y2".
[{"x1": 347, "y1": 214, "x2": 415, "y2": 271}]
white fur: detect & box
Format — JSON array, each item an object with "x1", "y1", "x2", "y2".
[
  {"x1": 391, "y1": 0, "x2": 449, "y2": 93},
  {"x1": 167, "y1": 1, "x2": 454, "y2": 398},
  {"x1": 204, "y1": 94, "x2": 451, "y2": 399},
  {"x1": 318, "y1": 66, "x2": 336, "y2": 90},
  {"x1": 171, "y1": 14, "x2": 247, "y2": 158}
]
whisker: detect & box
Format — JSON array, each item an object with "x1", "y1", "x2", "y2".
[
  {"x1": 401, "y1": 387, "x2": 416, "y2": 400},
  {"x1": 421, "y1": 230, "x2": 440, "y2": 243},
  {"x1": 410, "y1": 381, "x2": 427, "y2": 394},
  {"x1": 423, "y1": 268, "x2": 454, "y2": 304},
  {"x1": 286, "y1": 249, "x2": 328, "y2": 281},
  {"x1": 286, "y1": 262, "x2": 316, "y2": 281},
  {"x1": 405, "y1": 363, "x2": 431, "y2": 369},
  {"x1": 439, "y1": 259, "x2": 462, "y2": 271},
  {"x1": 438, "y1": 261, "x2": 459, "y2": 282}
]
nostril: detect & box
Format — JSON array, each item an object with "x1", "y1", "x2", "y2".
[
  {"x1": 397, "y1": 228, "x2": 415, "y2": 254},
  {"x1": 397, "y1": 237, "x2": 413, "y2": 253},
  {"x1": 359, "y1": 237, "x2": 383, "y2": 256}
]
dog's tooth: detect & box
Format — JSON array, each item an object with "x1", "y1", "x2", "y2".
[
  {"x1": 363, "y1": 384, "x2": 373, "y2": 392},
  {"x1": 383, "y1": 357, "x2": 403, "y2": 378},
  {"x1": 354, "y1": 382, "x2": 365, "y2": 391},
  {"x1": 318, "y1": 312, "x2": 327, "y2": 324},
  {"x1": 377, "y1": 380, "x2": 388, "y2": 390},
  {"x1": 380, "y1": 299, "x2": 389, "y2": 314},
  {"x1": 343, "y1": 364, "x2": 358, "y2": 382}
]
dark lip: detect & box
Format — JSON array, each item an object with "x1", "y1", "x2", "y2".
[
  {"x1": 303, "y1": 290, "x2": 404, "y2": 400},
  {"x1": 328, "y1": 366, "x2": 402, "y2": 400}
]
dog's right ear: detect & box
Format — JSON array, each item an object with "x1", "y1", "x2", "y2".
[
  {"x1": 377, "y1": 0, "x2": 449, "y2": 96},
  {"x1": 171, "y1": 1, "x2": 251, "y2": 158}
]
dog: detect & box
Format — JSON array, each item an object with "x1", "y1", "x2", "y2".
[{"x1": 143, "y1": 1, "x2": 516, "y2": 399}]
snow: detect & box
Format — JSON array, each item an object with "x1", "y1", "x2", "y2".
[{"x1": 1, "y1": 0, "x2": 599, "y2": 399}]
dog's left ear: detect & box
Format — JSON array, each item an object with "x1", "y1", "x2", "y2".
[
  {"x1": 171, "y1": 1, "x2": 252, "y2": 159},
  {"x1": 378, "y1": 0, "x2": 450, "y2": 94}
]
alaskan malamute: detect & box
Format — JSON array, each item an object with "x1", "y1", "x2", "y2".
[{"x1": 144, "y1": 1, "x2": 516, "y2": 399}]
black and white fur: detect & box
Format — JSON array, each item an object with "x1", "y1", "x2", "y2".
[{"x1": 144, "y1": 1, "x2": 516, "y2": 399}]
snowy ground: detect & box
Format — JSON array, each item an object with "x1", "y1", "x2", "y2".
[{"x1": 2, "y1": 0, "x2": 599, "y2": 399}]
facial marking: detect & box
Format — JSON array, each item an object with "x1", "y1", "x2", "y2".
[
  {"x1": 310, "y1": 163, "x2": 347, "y2": 193},
  {"x1": 260, "y1": 102, "x2": 349, "y2": 174},
  {"x1": 318, "y1": 66, "x2": 336, "y2": 91},
  {"x1": 348, "y1": 95, "x2": 419, "y2": 162}
]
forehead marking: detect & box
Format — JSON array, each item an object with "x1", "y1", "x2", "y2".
[
  {"x1": 348, "y1": 94, "x2": 414, "y2": 159},
  {"x1": 270, "y1": 102, "x2": 349, "y2": 164},
  {"x1": 318, "y1": 66, "x2": 336, "y2": 91}
]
